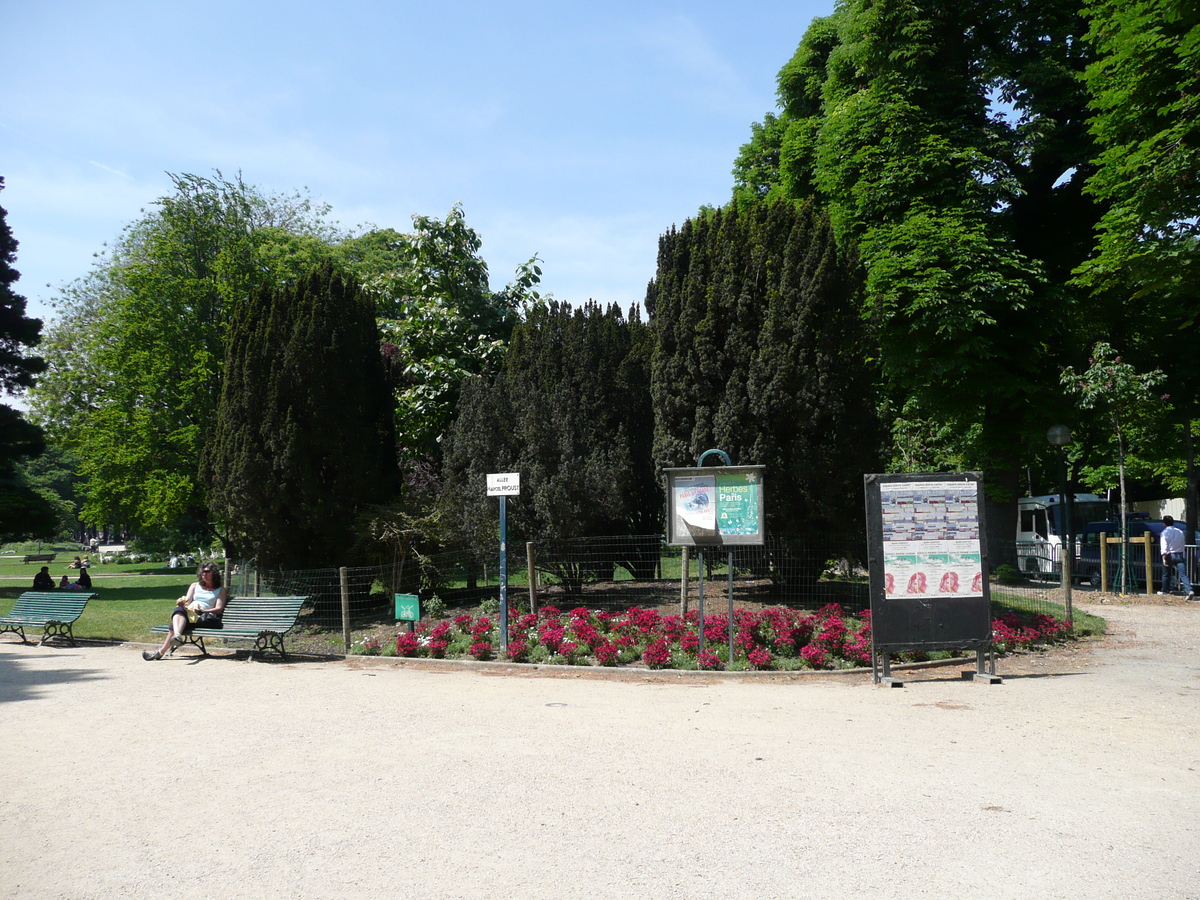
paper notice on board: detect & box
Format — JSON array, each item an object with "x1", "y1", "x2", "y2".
[
  {"x1": 674, "y1": 474, "x2": 716, "y2": 533},
  {"x1": 880, "y1": 481, "x2": 983, "y2": 599}
]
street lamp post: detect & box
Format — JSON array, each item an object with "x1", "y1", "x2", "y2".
[{"x1": 1047, "y1": 425, "x2": 1074, "y2": 628}]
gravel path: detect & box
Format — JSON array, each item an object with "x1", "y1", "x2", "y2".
[{"x1": 1, "y1": 600, "x2": 1198, "y2": 900}]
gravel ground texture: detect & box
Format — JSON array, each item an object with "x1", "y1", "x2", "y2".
[{"x1": 1, "y1": 599, "x2": 1198, "y2": 900}]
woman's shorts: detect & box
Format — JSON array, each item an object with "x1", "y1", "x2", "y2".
[{"x1": 172, "y1": 608, "x2": 223, "y2": 631}]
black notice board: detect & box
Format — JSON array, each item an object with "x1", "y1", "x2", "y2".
[{"x1": 864, "y1": 472, "x2": 992, "y2": 652}]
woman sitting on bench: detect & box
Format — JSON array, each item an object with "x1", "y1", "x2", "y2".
[{"x1": 143, "y1": 563, "x2": 227, "y2": 661}]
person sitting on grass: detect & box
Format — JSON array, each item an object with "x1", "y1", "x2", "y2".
[
  {"x1": 58, "y1": 574, "x2": 70, "y2": 588},
  {"x1": 76, "y1": 567, "x2": 92, "y2": 590},
  {"x1": 32, "y1": 566, "x2": 54, "y2": 590},
  {"x1": 143, "y1": 562, "x2": 227, "y2": 661}
]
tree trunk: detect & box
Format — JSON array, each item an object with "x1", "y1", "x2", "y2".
[{"x1": 1185, "y1": 421, "x2": 1197, "y2": 547}]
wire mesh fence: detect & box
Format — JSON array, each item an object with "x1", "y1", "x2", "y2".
[{"x1": 224, "y1": 533, "x2": 1084, "y2": 634}]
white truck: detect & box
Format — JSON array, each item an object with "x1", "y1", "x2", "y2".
[{"x1": 1015, "y1": 493, "x2": 1112, "y2": 576}]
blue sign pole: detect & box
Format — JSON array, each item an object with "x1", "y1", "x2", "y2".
[{"x1": 499, "y1": 494, "x2": 509, "y2": 652}]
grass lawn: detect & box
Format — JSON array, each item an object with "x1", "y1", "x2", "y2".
[{"x1": 0, "y1": 569, "x2": 196, "y2": 643}]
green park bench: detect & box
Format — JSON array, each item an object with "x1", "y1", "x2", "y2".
[
  {"x1": 22, "y1": 553, "x2": 57, "y2": 564},
  {"x1": 152, "y1": 595, "x2": 309, "y2": 661},
  {"x1": 0, "y1": 591, "x2": 98, "y2": 645}
]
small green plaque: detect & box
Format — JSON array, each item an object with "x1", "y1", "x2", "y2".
[{"x1": 394, "y1": 593, "x2": 420, "y2": 622}]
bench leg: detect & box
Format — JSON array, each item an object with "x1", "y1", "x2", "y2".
[
  {"x1": 0, "y1": 625, "x2": 28, "y2": 644},
  {"x1": 169, "y1": 632, "x2": 207, "y2": 656},
  {"x1": 40, "y1": 621, "x2": 75, "y2": 647},
  {"x1": 250, "y1": 631, "x2": 286, "y2": 661}
]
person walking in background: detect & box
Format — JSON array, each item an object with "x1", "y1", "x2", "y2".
[
  {"x1": 32, "y1": 566, "x2": 53, "y2": 590},
  {"x1": 1159, "y1": 515, "x2": 1195, "y2": 601}
]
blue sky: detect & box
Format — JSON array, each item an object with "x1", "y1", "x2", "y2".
[{"x1": 2, "y1": 0, "x2": 833, "y2": 327}]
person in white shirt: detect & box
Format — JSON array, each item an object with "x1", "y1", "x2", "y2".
[
  {"x1": 143, "y1": 563, "x2": 228, "y2": 660},
  {"x1": 1158, "y1": 516, "x2": 1194, "y2": 600}
]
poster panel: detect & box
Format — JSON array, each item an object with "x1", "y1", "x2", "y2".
[
  {"x1": 665, "y1": 466, "x2": 765, "y2": 546},
  {"x1": 865, "y1": 471, "x2": 992, "y2": 651}
]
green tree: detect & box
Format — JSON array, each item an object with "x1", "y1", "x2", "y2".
[
  {"x1": 0, "y1": 176, "x2": 57, "y2": 541},
  {"x1": 340, "y1": 205, "x2": 543, "y2": 467},
  {"x1": 1061, "y1": 342, "x2": 1167, "y2": 591},
  {"x1": 204, "y1": 261, "x2": 399, "y2": 568},
  {"x1": 440, "y1": 301, "x2": 658, "y2": 589},
  {"x1": 646, "y1": 200, "x2": 882, "y2": 563},
  {"x1": 732, "y1": 0, "x2": 1103, "y2": 559},
  {"x1": 30, "y1": 172, "x2": 340, "y2": 536},
  {"x1": 1077, "y1": 0, "x2": 1200, "y2": 538}
]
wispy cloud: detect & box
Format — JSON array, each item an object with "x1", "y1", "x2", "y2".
[{"x1": 88, "y1": 161, "x2": 134, "y2": 180}]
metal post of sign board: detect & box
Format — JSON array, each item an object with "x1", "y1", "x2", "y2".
[
  {"x1": 499, "y1": 494, "x2": 508, "y2": 651},
  {"x1": 727, "y1": 548, "x2": 735, "y2": 664},
  {"x1": 486, "y1": 473, "x2": 520, "y2": 654},
  {"x1": 664, "y1": 449, "x2": 766, "y2": 667}
]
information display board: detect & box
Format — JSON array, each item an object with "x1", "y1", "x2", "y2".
[
  {"x1": 864, "y1": 472, "x2": 992, "y2": 652},
  {"x1": 665, "y1": 465, "x2": 765, "y2": 546}
]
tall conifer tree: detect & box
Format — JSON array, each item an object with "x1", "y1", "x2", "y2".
[
  {"x1": 647, "y1": 201, "x2": 881, "y2": 548},
  {"x1": 205, "y1": 261, "x2": 399, "y2": 567}
]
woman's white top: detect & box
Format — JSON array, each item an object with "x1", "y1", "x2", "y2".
[{"x1": 192, "y1": 584, "x2": 221, "y2": 610}]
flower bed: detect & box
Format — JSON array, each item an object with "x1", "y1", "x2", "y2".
[{"x1": 348, "y1": 604, "x2": 1074, "y2": 671}]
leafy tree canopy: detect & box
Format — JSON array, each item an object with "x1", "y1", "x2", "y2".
[
  {"x1": 339, "y1": 204, "x2": 546, "y2": 466},
  {"x1": 1077, "y1": 0, "x2": 1200, "y2": 323},
  {"x1": 30, "y1": 172, "x2": 340, "y2": 533}
]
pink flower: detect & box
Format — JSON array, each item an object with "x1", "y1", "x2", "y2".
[{"x1": 594, "y1": 640, "x2": 620, "y2": 666}]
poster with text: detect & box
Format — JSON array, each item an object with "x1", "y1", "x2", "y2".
[
  {"x1": 715, "y1": 470, "x2": 762, "y2": 536},
  {"x1": 674, "y1": 474, "x2": 716, "y2": 535},
  {"x1": 879, "y1": 481, "x2": 983, "y2": 599}
]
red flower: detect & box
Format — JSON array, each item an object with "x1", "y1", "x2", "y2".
[
  {"x1": 748, "y1": 647, "x2": 773, "y2": 670},
  {"x1": 395, "y1": 632, "x2": 420, "y2": 657},
  {"x1": 642, "y1": 638, "x2": 671, "y2": 669}
]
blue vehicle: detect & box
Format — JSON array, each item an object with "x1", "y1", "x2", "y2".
[{"x1": 1077, "y1": 514, "x2": 1167, "y2": 590}]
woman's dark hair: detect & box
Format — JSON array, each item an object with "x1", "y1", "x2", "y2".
[{"x1": 198, "y1": 562, "x2": 223, "y2": 588}]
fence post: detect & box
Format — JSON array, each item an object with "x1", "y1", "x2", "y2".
[
  {"x1": 1100, "y1": 532, "x2": 1108, "y2": 591},
  {"x1": 1143, "y1": 533, "x2": 1154, "y2": 596},
  {"x1": 526, "y1": 542, "x2": 537, "y2": 616},
  {"x1": 680, "y1": 546, "x2": 690, "y2": 616},
  {"x1": 340, "y1": 566, "x2": 350, "y2": 653}
]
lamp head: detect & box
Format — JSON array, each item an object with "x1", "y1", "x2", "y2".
[{"x1": 1046, "y1": 425, "x2": 1072, "y2": 447}]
